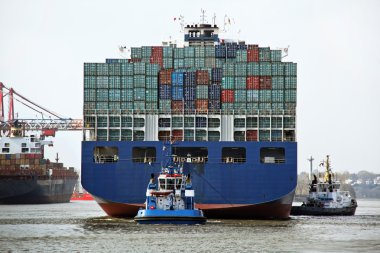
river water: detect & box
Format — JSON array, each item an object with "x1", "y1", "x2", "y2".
[{"x1": 0, "y1": 199, "x2": 379, "y2": 252}]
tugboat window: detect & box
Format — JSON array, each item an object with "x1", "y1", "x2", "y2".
[
  {"x1": 222, "y1": 147, "x2": 246, "y2": 163},
  {"x1": 132, "y1": 147, "x2": 156, "y2": 163},
  {"x1": 260, "y1": 147, "x2": 285, "y2": 164},
  {"x1": 171, "y1": 147, "x2": 208, "y2": 163},
  {"x1": 93, "y1": 146, "x2": 119, "y2": 163}
]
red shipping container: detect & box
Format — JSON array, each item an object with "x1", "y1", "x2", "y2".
[
  {"x1": 158, "y1": 131, "x2": 170, "y2": 141},
  {"x1": 152, "y1": 46, "x2": 163, "y2": 56},
  {"x1": 150, "y1": 56, "x2": 163, "y2": 68},
  {"x1": 246, "y1": 130, "x2": 258, "y2": 141},
  {"x1": 259, "y1": 76, "x2": 272, "y2": 90},
  {"x1": 196, "y1": 99, "x2": 208, "y2": 112},
  {"x1": 171, "y1": 101, "x2": 184, "y2": 112},
  {"x1": 246, "y1": 76, "x2": 260, "y2": 90},
  {"x1": 221, "y1": 90, "x2": 235, "y2": 103},
  {"x1": 247, "y1": 44, "x2": 258, "y2": 50},
  {"x1": 159, "y1": 69, "x2": 173, "y2": 85},
  {"x1": 196, "y1": 70, "x2": 210, "y2": 85},
  {"x1": 172, "y1": 130, "x2": 183, "y2": 141},
  {"x1": 247, "y1": 49, "x2": 259, "y2": 62}
]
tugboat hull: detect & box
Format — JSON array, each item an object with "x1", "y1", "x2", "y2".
[
  {"x1": 291, "y1": 205, "x2": 357, "y2": 216},
  {"x1": 134, "y1": 209, "x2": 206, "y2": 225}
]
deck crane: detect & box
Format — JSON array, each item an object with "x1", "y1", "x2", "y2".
[{"x1": 0, "y1": 82, "x2": 83, "y2": 136}]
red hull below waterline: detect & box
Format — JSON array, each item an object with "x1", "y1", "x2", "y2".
[{"x1": 95, "y1": 191, "x2": 294, "y2": 219}]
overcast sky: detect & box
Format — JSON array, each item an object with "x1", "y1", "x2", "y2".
[{"x1": 0, "y1": 0, "x2": 379, "y2": 174}]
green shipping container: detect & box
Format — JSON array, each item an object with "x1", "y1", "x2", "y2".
[
  {"x1": 235, "y1": 90, "x2": 247, "y2": 102},
  {"x1": 259, "y1": 90, "x2": 272, "y2": 102},
  {"x1": 221, "y1": 103, "x2": 234, "y2": 111},
  {"x1": 272, "y1": 102, "x2": 284, "y2": 110},
  {"x1": 184, "y1": 47, "x2": 195, "y2": 58},
  {"x1": 109, "y1": 89, "x2": 121, "y2": 101},
  {"x1": 109, "y1": 102, "x2": 120, "y2": 110},
  {"x1": 163, "y1": 47, "x2": 173, "y2": 58},
  {"x1": 174, "y1": 59, "x2": 185, "y2": 68},
  {"x1": 163, "y1": 58, "x2": 173, "y2": 69},
  {"x1": 236, "y1": 50, "x2": 247, "y2": 62},
  {"x1": 194, "y1": 58, "x2": 205, "y2": 68},
  {"x1": 235, "y1": 63, "x2": 247, "y2": 76},
  {"x1": 215, "y1": 58, "x2": 225, "y2": 68},
  {"x1": 109, "y1": 76, "x2": 120, "y2": 88},
  {"x1": 285, "y1": 89, "x2": 297, "y2": 102},
  {"x1": 141, "y1": 46, "x2": 152, "y2": 58},
  {"x1": 247, "y1": 62, "x2": 260, "y2": 75},
  {"x1": 234, "y1": 102, "x2": 246, "y2": 110},
  {"x1": 159, "y1": 99, "x2": 171, "y2": 111},
  {"x1": 259, "y1": 47, "x2": 271, "y2": 62},
  {"x1": 108, "y1": 64, "x2": 121, "y2": 75},
  {"x1": 259, "y1": 102, "x2": 271, "y2": 111},
  {"x1": 205, "y1": 58, "x2": 215, "y2": 68},
  {"x1": 259, "y1": 62, "x2": 272, "y2": 76},
  {"x1": 184, "y1": 130, "x2": 194, "y2": 141},
  {"x1": 96, "y1": 89, "x2": 108, "y2": 101},
  {"x1": 131, "y1": 47, "x2": 142, "y2": 58},
  {"x1": 259, "y1": 117, "x2": 270, "y2": 128},
  {"x1": 184, "y1": 58, "x2": 195, "y2": 68},
  {"x1": 121, "y1": 63, "x2": 134, "y2": 76},
  {"x1": 271, "y1": 63, "x2": 284, "y2": 76},
  {"x1": 235, "y1": 77, "x2": 246, "y2": 89},
  {"x1": 133, "y1": 101, "x2": 146, "y2": 110},
  {"x1": 272, "y1": 76, "x2": 284, "y2": 89},
  {"x1": 270, "y1": 50, "x2": 282, "y2": 62},
  {"x1": 174, "y1": 48, "x2": 184, "y2": 58},
  {"x1": 146, "y1": 102, "x2": 158, "y2": 110},
  {"x1": 121, "y1": 76, "x2": 134, "y2": 89},
  {"x1": 285, "y1": 76, "x2": 297, "y2": 89},
  {"x1": 95, "y1": 102, "x2": 108, "y2": 110},
  {"x1": 196, "y1": 85, "x2": 208, "y2": 99},
  {"x1": 285, "y1": 62, "x2": 297, "y2": 76},
  {"x1": 96, "y1": 63, "x2": 109, "y2": 75},
  {"x1": 134, "y1": 88, "x2": 146, "y2": 100},
  {"x1": 145, "y1": 76, "x2": 158, "y2": 89},
  {"x1": 84, "y1": 76, "x2": 96, "y2": 89},
  {"x1": 134, "y1": 75, "x2": 145, "y2": 88},
  {"x1": 259, "y1": 130, "x2": 270, "y2": 141},
  {"x1": 145, "y1": 89, "x2": 158, "y2": 102},
  {"x1": 271, "y1": 90, "x2": 284, "y2": 102},
  {"x1": 246, "y1": 102, "x2": 259, "y2": 110},
  {"x1": 133, "y1": 62, "x2": 146, "y2": 75},
  {"x1": 84, "y1": 89, "x2": 96, "y2": 102},
  {"x1": 84, "y1": 63, "x2": 97, "y2": 76},
  {"x1": 120, "y1": 102, "x2": 133, "y2": 110},
  {"x1": 121, "y1": 90, "x2": 133, "y2": 102},
  {"x1": 223, "y1": 63, "x2": 235, "y2": 76},
  {"x1": 146, "y1": 63, "x2": 160, "y2": 76},
  {"x1": 96, "y1": 76, "x2": 108, "y2": 89},
  {"x1": 195, "y1": 47, "x2": 205, "y2": 58},
  {"x1": 221, "y1": 77, "x2": 234, "y2": 89},
  {"x1": 205, "y1": 46, "x2": 215, "y2": 57}
]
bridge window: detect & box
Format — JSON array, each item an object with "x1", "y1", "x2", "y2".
[
  {"x1": 222, "y1": 147, "x2": 246, "y2": 163},
  {"x1": 260, "y1": 147, "x2": 285, "y2": 164},
  {"x1": 2, "y1": 148, "x2": 9, "y2": 153},
  {"x1": 94, "y1": 146, "x2": 119, "y2": 163},
  {"x1": 234, "y1": 131, "x2": 245, "y2": 141},
  {"x1": 21, "y1": 148, "x2": 29, "y2": 153},
  {"x1": 208, "y1": 118, "x2": 220, "y2": 128},
  {"x1": 132, "y1": 147, "x2": 156, "y2": 163},
  {"x1": 246, "y1": 117, "x2": 257, "y2": 128},
  {"x1": 158, "y1": 131, "x2": 170, "y2": 141},
  {"x1": 133, "y1": 118, "x2": 145, "y2": 128},
  {"x1": 234, "y1": 118, "x2": 245, "y2": 128},
  {"x1": 159, "y1": 118, "x2": 170, "y2": 127},
  {"x1": 172, "y1": 147, "x2": 208, "y2": 163}
]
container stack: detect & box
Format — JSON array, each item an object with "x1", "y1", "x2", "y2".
[{"x1": 84, "y1": 41, "x2": 297, "y2": 142}]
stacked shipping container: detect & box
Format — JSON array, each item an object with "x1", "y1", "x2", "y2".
[{"x1": 84, "y1": 42, "x2": 296, "y2": 141}]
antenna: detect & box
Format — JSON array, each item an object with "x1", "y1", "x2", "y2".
[
  {"x1": 307, "y1": 156, "x2": 314, "y2": 181},
  {"x1": 200, "y1": 9, "x2": 207, "y2": 24},
  {"x1": 212, "y1": 13, "x2": 216, "y2": 26}
]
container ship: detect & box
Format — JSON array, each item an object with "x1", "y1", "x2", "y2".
[
  {"x1": 82, "y1": 20, "x2": 297, "y2": 219},
  {"x1": 0, "y1": 125, "x2": 78, "y2": 204}
]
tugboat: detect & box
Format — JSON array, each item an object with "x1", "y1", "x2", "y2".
[
  {"x1": 134, "y1": 142, "x2": 206, "y2": 225},
  {"x1": 291, "y1": 155, "x2": 357, "y2": 216}
]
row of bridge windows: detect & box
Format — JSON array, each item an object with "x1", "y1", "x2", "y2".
[{"x1": 93, "y1": 146, "x2": 285, "y2": 164}]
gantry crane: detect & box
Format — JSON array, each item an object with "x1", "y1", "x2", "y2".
[{"x1": 0, "y1": 82, "x2": 83, "y2": 136}]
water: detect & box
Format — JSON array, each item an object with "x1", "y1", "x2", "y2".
[{"x1": 0, "y1": 200, "x2": 379, "y2": 252}]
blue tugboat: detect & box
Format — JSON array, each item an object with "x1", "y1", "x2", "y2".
[{"x1": 134, "y1": 142, "x2": 206, "y2": 225}]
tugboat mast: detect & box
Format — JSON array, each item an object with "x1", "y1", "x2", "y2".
[{"x1": 308, "y1": 156, "x2": 314, "y2": 181}]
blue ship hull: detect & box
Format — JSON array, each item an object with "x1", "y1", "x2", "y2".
[
  {"x1": 81, "y1": 141, "x2": 297, "y2": 219},
  {"x1": 134, "y1": 209, "x2": 206, "y2": 225}
]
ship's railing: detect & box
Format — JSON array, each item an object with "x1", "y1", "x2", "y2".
[
  {"x1": 94, "y1": 155, "x2": 118, "y2": 163},
  {"x1": 260, "y1": 158, "x2": 286, "y2": 164},
  {"x1": 83, "y1": 109, "x2": 296, "y2": 117},
  {"x1": 222, "y1": 157, "x2": 247, "y2": 163}
]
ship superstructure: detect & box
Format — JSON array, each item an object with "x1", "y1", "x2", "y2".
[{"x1": 82, "y1": 18, "x2": 297, "y2": 219}]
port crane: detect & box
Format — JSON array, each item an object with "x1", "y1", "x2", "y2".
[{"x1": 0, "y1": 82, "x2": 83, "y2": 136}]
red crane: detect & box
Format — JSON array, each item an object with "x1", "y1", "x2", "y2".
[{"x1": 0, "y1": 82, "x2": 83, "y2": 136}]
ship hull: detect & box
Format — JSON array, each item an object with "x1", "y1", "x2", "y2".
[
  {"x1": 0, "y1": 176, "x2": 77, "y2": 204},
  {"x1": 95, "y1": 190, "x2": 294, "y2": 219},
  {"x1": 291, "y1": 205, "x2": 357, "y2": 216},
  {"x1": 82, "y1": 141, "x2": 297, "y2": 219}
]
